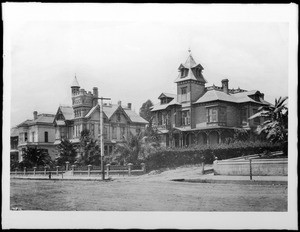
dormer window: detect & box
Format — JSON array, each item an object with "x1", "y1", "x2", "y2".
[
  {"x1": 161, "y1": 98, "x2": 168, "y2": 104},
  {"x1": 196, "y1": 68, "x2": 201, "y2": 77},
  {"x1": 181, "y1": 68, "x2": 187, "y2": 78},
  {"x1": 249, "y1": 94, "x2": 260, "y2": 102},
  {"x1": 181, "y1": 69, "x2": 184, "y2": 77}
]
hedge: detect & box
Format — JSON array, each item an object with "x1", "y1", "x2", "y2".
[{"x1": 144, "y1": 141, "x2": 283, "y2": 171}]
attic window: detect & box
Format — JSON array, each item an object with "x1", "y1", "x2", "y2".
[{"x1": 116, "y1": 112, "x2": 121, "y2": 122}]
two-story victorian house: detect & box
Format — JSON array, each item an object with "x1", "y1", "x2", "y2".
[
  {"x1": 15, "y1": 111, "x2": 56, "y2": 161},
  {"x1": 151, "y1": 51, "x2": 270, "y2": 147},
  {"x1": 53, "y1": 76, "x2": 148, "y2": 158}
]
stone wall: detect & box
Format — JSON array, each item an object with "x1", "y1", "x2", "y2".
[{"x1": 213, "y1": 158, "x2": 287, "y2": 176}]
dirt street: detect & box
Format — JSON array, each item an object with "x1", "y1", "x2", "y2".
[{"x1": 10, "y1": 177, "x2": 287, "y2": 211}]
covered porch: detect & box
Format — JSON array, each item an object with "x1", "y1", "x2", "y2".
[{"x1": 159, "y1": 127, "x2": 240, "y2": 147}]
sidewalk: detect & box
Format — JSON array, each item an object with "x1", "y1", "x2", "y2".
[
  {"x1": 10, "y1": 172, "x2": 288, "y2": 185},
  {"x1": 10, "y1": 174, "x2": 106, "y2": 181},
  {"x1": 172, "y1": 173, "x2": 288, "y2": 185}
]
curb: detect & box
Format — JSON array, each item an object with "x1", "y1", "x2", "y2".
[
  {"x1": 10, "y1": 177, "x2": 113, "y2": 182},
  {"x1": 171, "y1": 178, "x2": 288, "y2": 185}
]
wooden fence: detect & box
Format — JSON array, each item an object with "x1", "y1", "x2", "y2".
[{"x1": 10, "y1": 163, "x2": 146, "y2": 177}]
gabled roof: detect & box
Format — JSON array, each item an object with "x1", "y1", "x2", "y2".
[
  {"x1": 85, "y1": 103, "x2": 148, "y2": 124},
  {"x1": 59, "y1": 105, "x2": 74, "y2": 120},
  {"x1": 85, "y1": 104, "x2": 120, "y2": 119},
  {"x1": 103, "y1": 104, "x2": 120, "y2": 119},
  {"x1": 158, "y1": 93, "x2": 176, "y2": 99},
  {"x1": 124, "y1": 109, "x2": 148, "y2": 124}
]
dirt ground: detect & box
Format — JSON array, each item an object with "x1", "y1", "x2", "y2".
[{"x1": 10, "y1": 166, "x2": 287, "y2": 211}]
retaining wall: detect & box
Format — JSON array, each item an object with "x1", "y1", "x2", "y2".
[{"x1": 213, "y1": 158, "x2": 287, "y2": 176}]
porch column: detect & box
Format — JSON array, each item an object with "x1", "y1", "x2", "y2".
[
  {"x1": 206, "y1": 132, "x2": 210, "y2": 145},
  {"x1": 218, "y1": 131, "x2": 222, "y2": 144},
  {"x1": 170, "y1": 133, "x2": 174, "y2": 147},
  {"x1": 194, "y1": 132, "x2": 198, "y2": 145}
]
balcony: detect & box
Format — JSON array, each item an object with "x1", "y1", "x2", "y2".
[{"x1": 207, "y1": 122, "x2": 227, "y2": 127}]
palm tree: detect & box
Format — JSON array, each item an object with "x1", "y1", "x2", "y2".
[
  {"x1": 250, "y1": 96, "x2": 288, "y2": 154},
  {"x1": 113, "y1": 130, "x2": 160, "y2": 165},
  {"x1": 112, "y1": 132, "x2": 143, "y2": 165}
]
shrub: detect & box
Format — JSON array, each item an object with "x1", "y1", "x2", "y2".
[{"x1": 144, "y1": 141, "x2": 282, "y2": 171}]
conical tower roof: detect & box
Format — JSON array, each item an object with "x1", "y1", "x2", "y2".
[{"x1": 71, "y1": 75, "x2": 80, "y2": 88}]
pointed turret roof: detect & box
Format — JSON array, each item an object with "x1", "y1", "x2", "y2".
[
  {"x1": 71, "y1": 75, "x2": 80, "y2": 88},
  {"x1": 174, "y1": 50, "x2": 206, "y2": 83},
  {"x1": 183, "y1": 52, "x2": 197, "y2": 68}
]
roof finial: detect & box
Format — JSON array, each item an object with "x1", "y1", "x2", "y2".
[{"x1": 188, "y1": 47, "x2": 191, "y2": 53}]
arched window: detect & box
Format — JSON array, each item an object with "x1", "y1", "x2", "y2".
[{"x1": 44, "y1": 131, "x2": 48, "y2": 142}]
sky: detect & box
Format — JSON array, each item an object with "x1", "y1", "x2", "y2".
[
  {"x1": 4, "y1": 4, "x2": 292, "y2": 128},
  {"x1": 2, "y1": 3, "x2": 299, "y2": 230}
]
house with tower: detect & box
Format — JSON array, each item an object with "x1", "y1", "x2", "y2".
[
  {"x1": 151, "y1": 50, "x2": 271, "y2": 147},
  {"x1": 53, "y1": 76, "x2": 148, "y2": 158}
]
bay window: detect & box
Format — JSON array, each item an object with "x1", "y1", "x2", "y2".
[
  {"x1": 158, "y1": 112, "x2": 163, "y2": 125},
  {"x1": 181, "y1": 110, "x2": 190, "y2": 126},
  {"x1": 207, "y1": 108, "x2": 218, "y2": 123},
  {"x1": 206, "y1": 106, "x2": 227, "y2": 125}
]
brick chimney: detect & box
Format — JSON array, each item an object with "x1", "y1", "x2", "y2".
[
  {"x1": 127, "y1": 103, "x2": 132, "y2": 109},
  {"x1": 221, "y1": 79, "x2": 229, "y2": 94},
  {"x1": 33, "y1": 111, "x2": 38, "y2": 120},
  {"x1": 118, "y1": 100, "x2": 122, "y2": 106}
]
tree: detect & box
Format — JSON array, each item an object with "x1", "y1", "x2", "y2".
[
  {"x1": 112, "y1": 129, "x2": 161, "y2": 165},
  {"x1": 112, "y1": 131, "x2": 145, "y2": 165},
  {"x1": 77, "y1": 129, "x2": 100, "y2": 166},
  {"x1": 250, "y1": 96, "x2": 288, "y2": 155},
  {"x1": 56, "y1": 138, "x2": 77, "y2": 166},
  {"x1": 139, "y1": 99, "x2": 153, "y2": 124},
  {"x1": 10, "y1": 154, "x2": 20, "y2": 170},
  {"x1": 20, "y1": 146, "x2": 52, "y2": 168}
]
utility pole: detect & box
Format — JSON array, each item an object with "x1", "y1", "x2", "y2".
[{"x1": 96, "y1": 97, "x2": 111, "y2": 180}]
